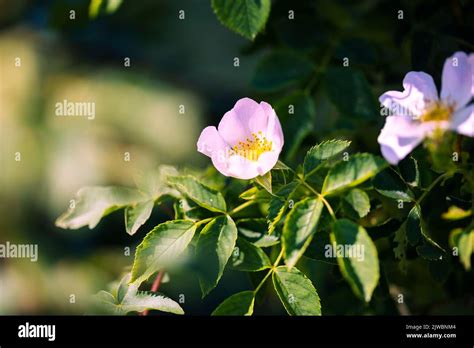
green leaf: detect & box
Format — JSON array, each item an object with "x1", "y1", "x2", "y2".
[
  {"x1": 130, "y1": 220, "x2": 196, "y2": 283},
  {"x1": 252, "y1": 52, "x2": 314, "y2": 92},
  {"x1": 322, "y1": 153, "x2": 387, "y2": 195},
  {"x1": 283, "y1": 197, "x2": 324, "y2": 269},
  {"x1": 89, "y1": 0, "x2": 122, "y2": 19},
  {"x1": 373, "y1": 168, "x2": 414, "y2": 202},
  {"x1": 272, "y1": 266, "x2": 321, "y2": 316},
  {"x1": 331, "y1": 219, "x2": 379, "y2": 302},
  {"x1": 89, "y1": 0, "x2": 103, "y2": 19},
  {"x1": 324, "y1": 67, "x2": 378, "y2": 120},
  {"x1": 344, "y1": 189, "x2": 370, "y2": 218},
  {"x1": 230, "y1": 238, "x2": 271, "y2": 271},
  {"x1": 274, "y1": 160, "x2": 291, "y2": 170},
  {"x1": 254, "y1": 171, "x2": 272, "y2": 193},
  {"x1": 237, "y1": 219, "x2": 280, "y2": 247},
  {"x1": 304, "y1": 230, "x2": 338, "y2": 264},
  {"x1": 442, "y1": 206, "x2": 472, "y2": 220},
  {"x1": 267, "y1": 181, "x2": 298, "y2": 234},
  {"x1": 275, "y1": 93, "x2": 316, "y2": 159},
  {"x1": 393, "y1": 224, "x2": 408, "y2": 272},
  {"x1": 168, "y1": 175, "x2": 226, "y2": 213},
  {"x1": 196, "y1": 215, "x2": 238, "y2": 297},
  {"x1": 416, "y1": 242, "x2": 445, "y2": 260},
  {"x1": 95, "y1": 274, "x2": 183, "y2": 315},
  {"x1": 449, "y1": 228, "x2": 473, "y2": 270},
  {"x1": 174, "y1": 198, "x2": 211, "y2": 221},
  {"x1": 406, "y1": 205, "x2": 422, "y2": 246},
  {"x1": 133, "y1": 165, "x2": 179, "y2": 198},
  {"x1": 405, "y1": 205, "x2": 445, "y2": 259},
  {"x1": 398, "y1": 156, "x2": 420, "y2": 187},
  {"x1": 211, "y1": 0, "x2": 271, "y2": 40},
  {"x1": 56, "y1": 186, "x2": 147, "y2": 229},
  {"x1": 211, "y1": 291, "x2": 255, "y2": 316},
  {"x1": 303, "y1": 139, "x2": 351, "y2": 177},
  {"x1": 106, "y1": 0, "x2": 122, "y2": 13},
  {"x1": 239, "y1": 187, "x2": 269, "y2": 201},
  {"x1": 125, "y1": 200, "x2": 154, "y2": 236}
]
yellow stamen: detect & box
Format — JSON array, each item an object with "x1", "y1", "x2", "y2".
[
  {"x1": 420, "y1": 102, "x2": 453, "y2": 122},
  {"x1": 230, "y1": 132, "x2": 272, "y2": 161}
]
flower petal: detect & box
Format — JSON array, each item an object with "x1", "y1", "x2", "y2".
[
  {"x1": 260, "y1": 101, "x2": 284, "y2": 150},
  {"x1": 197, "y1": 126, "x2": 228, "y2": 157},
  {"x1": 379, "y1": 72, "x2": 438, "y2": 118},
  {"x1": 441, "y1": 51, "x2": 471, "y2": 110},
  {"x1": 451, "y1": 105, "x2": 474, "y2": 137},
  {"x1": 224, "y1": 150, "x2": 280, "y2": 180},
  {"x1": 218, "y1": 98, "x2": 268, "y2": 146},
  {"x1": 377, "y1": 116, "x2": 426, "y2": 164},
  {"x1": 469, "y1": 53, "x2": 474, "y2": 96}
]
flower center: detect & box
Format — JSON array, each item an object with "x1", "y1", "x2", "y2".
[
  {"x1": 420, "y1": 102, "x2": 453, "y2": 122},
  {"x1": 231, "y1": 131, "x2": 272, "y2": 161}
]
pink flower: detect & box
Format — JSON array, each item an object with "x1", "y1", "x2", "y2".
[
  {"x1": 378, "y1": 51, "x2": 473, "y2": 165},
  {"x1": 197, "y1": 98, "x2": 284, "y2": 179}
]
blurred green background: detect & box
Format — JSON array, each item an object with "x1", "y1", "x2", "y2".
[{"x1": 0, "y1": 0, "x2": 473, "y2": 315}]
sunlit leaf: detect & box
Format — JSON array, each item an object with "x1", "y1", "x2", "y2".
[
  {"x1": 130, "y1": 220, "x2": 196, "y2": 284},
  {"x1": 283, "y1": 197, "x2": 324, "y2": 269},
  {"x1": 211, "y1": 291, "x2": 255, "y2": 316},
  {"x1": 322, "y1": 154, "x2": 386, "y2": 195},
  {"x1": 125, "y1": 200, "x2": 154, "y2": 236},
  {"x1": 196, "y1": 216, "x2": 238, "y2": 297},
  {"x1": 168, "y1": 175, "x2": 227, "y2": 213},
  {"x1": 211, "y1": 0, "x2": 271, "y2": 40},
  {"x1": 56, "y1": 186, "x2": 147, "y2": 230},
  {"x1": 272, "y1": 266, "x2": 321, "y2": 315},
  {"x1": 331, "y1": 219, "x2": 379, "y2": 302},
  {"x1": 303, "y1": 139, "x2": 351, "y2": 177}
]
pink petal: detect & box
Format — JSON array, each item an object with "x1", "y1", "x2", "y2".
[
  {"x1": 379, "y1": 72, "x2": 438, "y2": 118},
  {"x1": 210, "y1": 150, "x2": 232, "y2": 177},
  {"x1": 197, "y1": 126, "x2": 228, "y2": 157},
  {"x1": 441, "y1": 51, "x2": 471, "y2": 110},
  {"x1": 218, "y1": 98, "x2": 268, "y2": 146},
  {"x1": 377, "y1": 116, "x2": 426, "y2": 164},
  {"x1": 469, "y1": 53, "x2": 474, "y2": 96},
  {"x1": 225, "y1": 150, "x2": 280, "y2": 180},
  {"x1": 451, "y1": 105, "x2": 474, "y2": 137},
  {"x1": 260, "y1": 101, "x2": 284, "y2": 150}
]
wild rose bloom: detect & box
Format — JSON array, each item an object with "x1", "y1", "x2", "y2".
[
  {"x1": 197, "y1": 98, "x2": 284, "y2": 179},
  {"x1": 378, "y1": 51, "x2": 473, "y2": 165}
]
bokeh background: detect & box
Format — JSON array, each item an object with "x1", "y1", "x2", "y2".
[{"x1": 0, "y1": 0, "x2": 473, "y2": 314}]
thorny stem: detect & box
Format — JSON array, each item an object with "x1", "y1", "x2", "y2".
[{"x1": 141, "y1": 270, "x2": 165, "y2": 316}]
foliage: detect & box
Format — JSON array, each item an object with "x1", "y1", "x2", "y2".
[{"x1": 57, "y1": 0, "x2": 474, "y2": 315}]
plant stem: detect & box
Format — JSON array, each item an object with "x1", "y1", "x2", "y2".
[
  {"x1": 254, "y1": 249, "x2": 284, "y2": 294},
  {"x1": 229, "y1": 200, "x2": 256, "y2": 215},
  {"x1": 416, "y1": 171, "x2": 453, "y2": 205},
  {"x1": 296, "y1": 174, "x2": 337, "y2": 221},
  {"x1": 194, "y1": 217, "x2": 213, "y2": 227},
  {"x1": 141, "y1": 270, "x2": 165, "y2": 316},
  {"x1": 277, "y1": 160, "x2": 338, "y2": 221}
]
